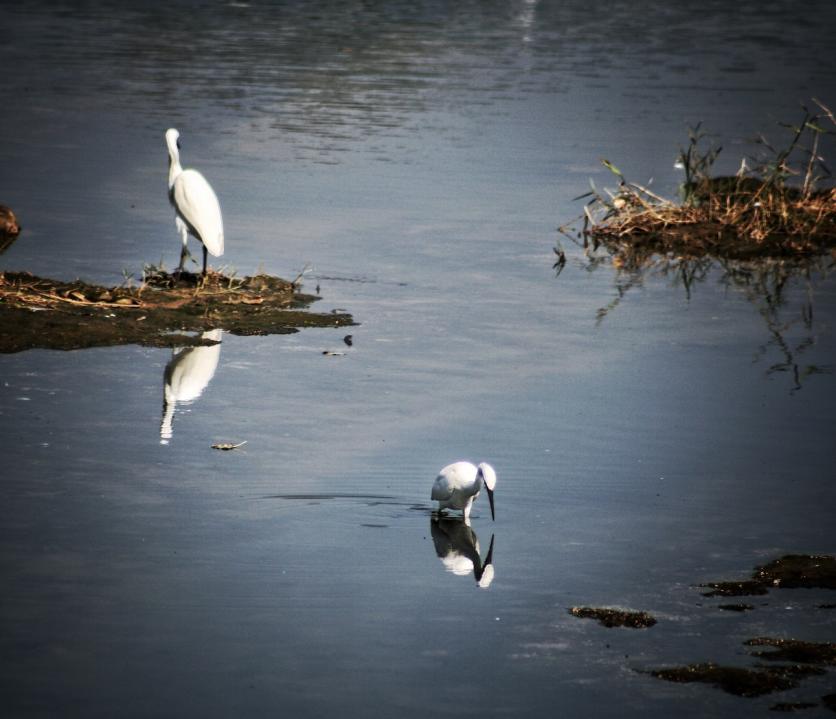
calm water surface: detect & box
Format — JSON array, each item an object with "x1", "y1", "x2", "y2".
[{"x1": 2, "y1": 2, "x2": 835, "y2": 716}]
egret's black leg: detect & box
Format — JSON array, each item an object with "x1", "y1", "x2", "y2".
[{"x1": 202, "y1": 245, "x2": 208, "y2": 276}]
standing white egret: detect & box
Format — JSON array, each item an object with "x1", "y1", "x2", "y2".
[
  {"x1": 431, "y1": 461, "x2": 496, "y2": 521},
  {"x1": 165, "y1": 128, "x2": 224, "y2": 275}
]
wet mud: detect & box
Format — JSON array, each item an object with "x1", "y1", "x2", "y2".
[
  {"x1": 647, "y1": 662, "x2": 825, "y2": 698},
  {"x1": 745, "y1": 638, "x2": 836, "y2": 666},
  {"x1": 0, "y1": 270, "x2": 354, "y2": 353},
  {"x1": 701, "y1": 555, "x2": 836, "y2": 596},
  {"x1": 701, "y1": 580, "x2": 769, "y2": 597},
  {"x1": 572, "y1": 555, "x2": 836, "y2": 705},
  {"x1": 568, "y1": 606, "x2": 657, "y2": 629},
  {"x1": 717, "y1": 603, "x2": 755, "y2": 612},
  {"x1": 645, "y1": 556, "x2": 836, "y2": 705}
]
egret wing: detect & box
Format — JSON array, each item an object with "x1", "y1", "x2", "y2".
[
  {"x1": 173, "y1": 169, "x2": 224, "y2": 257},
  {"x1": 431, "y1": 462, "x2": 475, "y2": 500},
  {"x1": 431, "y1": 473, "x2": 454, "y2": 501}
]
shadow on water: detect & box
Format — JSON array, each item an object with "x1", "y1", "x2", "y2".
[
  {"x1": 568, "y1": 248, "x2": 835, "y2": 393},
  {"x1": 160, "y1": 329, "x2": 223, "y2": 444},
  {"x1": 430, "y1": 517, "x2": 495, "y2": 588}
]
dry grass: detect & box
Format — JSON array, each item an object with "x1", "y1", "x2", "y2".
[{"x1": 562, "y1": 99, "x2": 836, "y2": 261}]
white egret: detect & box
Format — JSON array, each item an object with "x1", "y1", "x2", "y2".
[
  {"x1": 431, "y1": 461, "x2": 496, "y2": 521},
  {"x1": 165, "y1": 128, "x2": 224, "y2": 275},
  {"x1": 431, "y1": 517, "x2": 495, "y2": 588}
]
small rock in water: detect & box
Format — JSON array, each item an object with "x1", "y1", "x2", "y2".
[{"x1": 211, "y1": 441, "x2": 248, "y2": 451}]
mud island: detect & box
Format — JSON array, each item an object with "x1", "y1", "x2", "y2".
[{"x1": 0, "y1": 268, "x2": 353, "y2": 353}]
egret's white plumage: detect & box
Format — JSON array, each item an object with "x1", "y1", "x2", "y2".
[
  {"x1": 165, "y1": 128, "x2": 224, "y2": 274},
  {"x1": 431, "y1": 461, "x2": 497, "y2": 521}
]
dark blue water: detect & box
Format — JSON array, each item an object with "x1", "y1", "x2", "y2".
[{"x1": 2, "y1": 1, "x2": 835, "y2": 716}]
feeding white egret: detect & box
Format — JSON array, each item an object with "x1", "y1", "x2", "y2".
[
  {"x1": 431, "y1": 517, "x2": 495, "y2": 588},
  {"x1": 431, "y1": 461, "x2": 496, "y2": 521},
  {"x1": 165, "y1": 128, "x2": 224, "y2": 275},
  {"x1": 160, "y1": 329, "x2": 223, "y2": 443}
]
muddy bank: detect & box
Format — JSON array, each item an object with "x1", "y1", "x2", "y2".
[{"x1": 0, "y1": 270, "x2": 353, "y2": 353}]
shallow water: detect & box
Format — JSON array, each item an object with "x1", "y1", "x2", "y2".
[{"x1": 2, "y1": 1, "x2": 836, "y2": 716}]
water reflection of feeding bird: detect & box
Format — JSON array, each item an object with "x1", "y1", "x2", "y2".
[
  {"x1": 431, "y1": 461, "x2": 496, "y2": 521},
  {"x1": 165, "y1": 128, "x2": 224, "y2": 275},
  {"x1": 160, "y1": 329, "x2": 223, "y2": 443},
  {"x1": 431, "y1": 517, "x2": 495, "y2": 588}
]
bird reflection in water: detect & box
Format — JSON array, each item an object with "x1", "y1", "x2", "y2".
[
  {"x1": 160, "y1": 329, "x2": 223, "y2": 443},
  {"x1": 430, "y1": 517, "x2": 495, "y2": 589}
]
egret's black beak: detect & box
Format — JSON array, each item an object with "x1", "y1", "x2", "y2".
[
  {"x1": 484, "y1": 534, "x2": 495, "y2": 567},
  {"x1": 474, "y1": 534, "x2": 495, "y2": 583},
  {"x1": 487, "y1": 487, "x2": 495, "y2": 521}
]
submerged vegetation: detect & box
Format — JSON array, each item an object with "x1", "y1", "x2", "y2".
[
  {"x1": 563, "y1": 99, "x2": 836, "y2": 260},
  {"x1": 0, "y1": 267, "x2": 353, "y2": 353}
]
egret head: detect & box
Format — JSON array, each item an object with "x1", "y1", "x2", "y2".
[
  {"x1": 165, "y1": 129, "x2": 183, "y2": 188},
  {"x1": 165, "y1": 128, "x2": 181, "y2": 158},
  {"x1": 165, "y1": 127, "x2": 180, "y2": 150},
  {"x1": 477, "y1": 463, "x2": 496, "y2": 520}
]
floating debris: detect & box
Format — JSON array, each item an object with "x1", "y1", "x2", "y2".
[
  {"x1": 568, "y1": 606, "x2": 657, "y2": 629},
  {"x1": 211, "y1": 441, "x2": 248, "y2": 451}
]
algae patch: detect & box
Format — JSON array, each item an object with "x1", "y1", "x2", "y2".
[{"x1": 0, "y1": 269, "x2": 354, "y2": 352}]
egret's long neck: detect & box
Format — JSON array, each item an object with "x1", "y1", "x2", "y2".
[
  {"x1": 167, "y1": 153, "x2": 182, "y2": 190},
  {"x1": 166, "y1": 136, "x2": 182, "y2": 189},
  {"x1": 470, "y1": 475, "x2": 484, "y2": 497}
]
